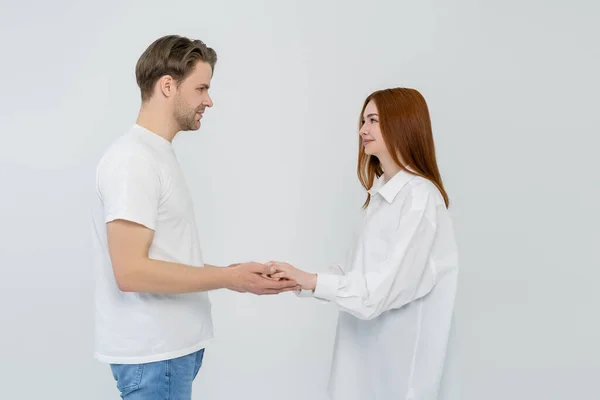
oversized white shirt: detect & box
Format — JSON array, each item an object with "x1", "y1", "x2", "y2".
[{"x1": 304, "y1": 169, "x2": 459, "y2": 400}]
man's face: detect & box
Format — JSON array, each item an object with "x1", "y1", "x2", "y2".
[{"x1": 173, "y1": 61, "x2": 214, "y2": 131}]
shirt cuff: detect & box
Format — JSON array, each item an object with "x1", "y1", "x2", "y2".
[
  {"x1": 294, "y1": 289, "x2": 310, "y2": 297},
  {"x1": 312, "y1": 273, "x2": 339, "y2": 302}
]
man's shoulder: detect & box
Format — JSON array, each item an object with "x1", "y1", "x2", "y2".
[
  {"x1": 97, "y1": 135, "x2": 157, "y2": 170},
  {"x1": 94, "y1": 138, "x2": 164, "y2": 193}
]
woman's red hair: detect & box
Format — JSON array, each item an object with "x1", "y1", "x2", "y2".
[{"x1": 357, "y1": 88, "x2": 449, "y2": 208}]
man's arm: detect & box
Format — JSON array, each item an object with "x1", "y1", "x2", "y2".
[{"x1": 107, "y1": 219, "x2": 299, "y2": 295}]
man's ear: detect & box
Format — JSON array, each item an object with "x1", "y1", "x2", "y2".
[{"x1": 157, "y1": 75, "x2": 175, "y2": 98}]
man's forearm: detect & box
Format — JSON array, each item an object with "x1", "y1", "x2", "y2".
[{"x1": 116, "y1": 259, "x2": 232, "y2": 294}]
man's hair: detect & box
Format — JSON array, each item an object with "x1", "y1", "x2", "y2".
[{"x1": 135, "y1": 35, "x2": 217, "y2": 102}]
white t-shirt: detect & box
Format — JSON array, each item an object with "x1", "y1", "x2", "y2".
[{"x1": 91, "y1": 124, "x2": 214, "y2": 364}]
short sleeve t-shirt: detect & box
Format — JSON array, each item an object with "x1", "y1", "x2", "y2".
[{"x1": 91, "y1": 124, "x2": 213, "y2": 364}]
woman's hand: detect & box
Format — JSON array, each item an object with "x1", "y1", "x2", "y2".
[{"x1": 266, "y1": 261, "x2": 317, "y2": 291}]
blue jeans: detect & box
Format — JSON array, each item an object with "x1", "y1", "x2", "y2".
[{"x1": 110, "y1": 349, "x2": 205, "y2": 400}]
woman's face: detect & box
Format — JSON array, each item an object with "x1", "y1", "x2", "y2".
[{"x1": 360, "y1": 100, "x2": 387, "y2": 158}]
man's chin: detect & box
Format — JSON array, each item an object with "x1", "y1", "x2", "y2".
[
  {"x1": 180, "y1": 122, "x2": 201, "y2": 132},
  {"x1": 193, "y1": 119, "x2": 202, "y2": 130}
]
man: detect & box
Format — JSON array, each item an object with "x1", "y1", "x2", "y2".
[{"x1": 90, "y1": 35, "x2": 298, "y2": 399}]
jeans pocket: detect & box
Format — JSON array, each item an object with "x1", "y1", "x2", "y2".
[{"x1": 110, "y1": 363, "x2": 144, "y2": 396}]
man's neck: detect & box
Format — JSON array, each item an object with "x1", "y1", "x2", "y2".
[{"x1": 136, "y1": 103, "x2": 179, "y2": 142}]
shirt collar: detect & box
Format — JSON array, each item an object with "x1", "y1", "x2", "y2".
[
  {"x1": 368, "y1": 168, "x2": 415, "y2": 203},
  {"x1": 130, "y1": 124, "x2": 173, "y2": 150}
]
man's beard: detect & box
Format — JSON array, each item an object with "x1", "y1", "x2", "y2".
[{"x1": 174, "y1": 94, "x2": 199, "y2": 131}]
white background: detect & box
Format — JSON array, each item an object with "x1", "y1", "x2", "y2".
[{"x1": 1, "y1": 0, "x2": 598, "y2": 399}]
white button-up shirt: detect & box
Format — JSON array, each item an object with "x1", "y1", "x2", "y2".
[{"x1": 304, "y1": 169, "x2": 459, "y2": 400}]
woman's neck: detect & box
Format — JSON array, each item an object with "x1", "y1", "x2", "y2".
[{"x1": 379, "y1": 154, "x2": 402, "y2": 182}]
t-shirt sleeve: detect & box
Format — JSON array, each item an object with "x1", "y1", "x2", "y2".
[{"x1": 97, "y1": 153, "x2": 161, "y2": 231}]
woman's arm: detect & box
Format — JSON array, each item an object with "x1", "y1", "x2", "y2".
[{"x1": 269, "y1": 192, "x2": 438, "y2": 320}]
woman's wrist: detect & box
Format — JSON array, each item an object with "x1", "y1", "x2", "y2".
[{"x1": 304, "y1": 273, "x2": 317, "y2": 291}]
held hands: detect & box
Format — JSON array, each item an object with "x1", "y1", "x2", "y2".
[
  {"x1": 226, "y1": 262, "x2": 301, "y2": 295},
  {"x1": 265, "y1": 261, "x2": 317, "y2": 291}
]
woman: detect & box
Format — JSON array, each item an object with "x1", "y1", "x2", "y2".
[{"x1": 268, "y1": 88, "x2": 458, "y2": 399}]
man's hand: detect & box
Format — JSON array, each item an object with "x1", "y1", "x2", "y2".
[
  {"x1": 225, "y1": 262, "x2": 301, "y2": 295},
  {"x1": 266, "y1": 261, "x2": 317, "y2": 291}
]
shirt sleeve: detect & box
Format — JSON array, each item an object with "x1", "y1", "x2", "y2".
[
  {"x1": 311, "y1": 192, "x2": 438, "y2": 320},
  {"x1": 97, "y1": 153, "x2": 161, "y2": 231},
  {"x1": 295, "y1": 264, "x2": 344, "y2": 299}
]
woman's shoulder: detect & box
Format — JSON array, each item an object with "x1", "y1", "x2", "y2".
[{"x1": 405, "y1": 175, "x2": 445, "y2": 208}]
